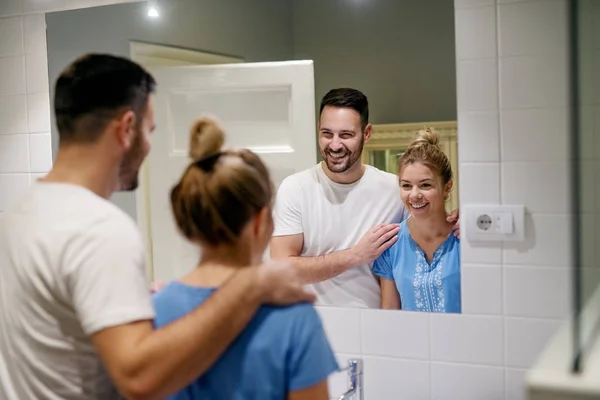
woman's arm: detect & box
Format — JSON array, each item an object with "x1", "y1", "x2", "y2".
[
  {"x1": 288, "y1": 380, "x2": 329, "y2": 400},
  {"x1": 380, "y1": 277, "x2": 401, "y2": 309}
]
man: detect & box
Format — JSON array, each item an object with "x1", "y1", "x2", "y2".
[
  {"x1": 0, "y1": 54, "x2": 314, "y2": 400},
  {"x1": 270, "y1": 88, "x2": 458, "y2": 309}
]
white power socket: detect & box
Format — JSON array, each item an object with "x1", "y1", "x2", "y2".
[{"x1": 464, "y1": 204, "x2": 525, "y2": 243}]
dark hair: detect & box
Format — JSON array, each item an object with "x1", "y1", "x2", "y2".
[
  {"x1": 54, "y1": 53, "x2": 156, "y2": 144},
  {"x1": 398, "y1": 127, "x2": 453, "y2": 185},
  {"x1": 170, "y1": 117, "x2": 274, "y2": 246},
  {"x1": 319, "y1": 88, "x2": 369, "y2": 129}
]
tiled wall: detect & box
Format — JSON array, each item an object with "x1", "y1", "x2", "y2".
[{"x1": 0, "y1": 0, "x2": 574, "y2": 399}]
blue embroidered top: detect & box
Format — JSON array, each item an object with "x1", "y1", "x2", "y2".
[{"x1": 373, "y1": 219, "x2": 461, "y2": 313}]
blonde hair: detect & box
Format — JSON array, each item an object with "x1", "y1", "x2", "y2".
[
  {"x1": 397, "y1": 127, "x2": 453, "y2": 185},
  {"x1": 170, "y1": 117, "x2": 273, "y2": 246}
]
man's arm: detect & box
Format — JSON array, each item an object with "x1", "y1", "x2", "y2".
[
  {"x1": 270, "y1": 234, "x2": 360, "y2": 284},
  {"x1": 270, "y1": 224, "x2": 400, "y2": 285},
  {"x1": 93, "y1": 264, "x2": 309, "y2": 400}
]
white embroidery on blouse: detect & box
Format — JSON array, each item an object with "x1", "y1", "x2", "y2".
[{"x1": 413, "y1": 245, "x2": 446, "y2": 312}]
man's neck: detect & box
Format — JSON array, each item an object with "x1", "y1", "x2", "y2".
[
  {"x1": 42, "y1": 145, "x2": 119, "y2": 199},
  {"x1": 320, "y1": 161, "x2": 366, "y2": 185}
]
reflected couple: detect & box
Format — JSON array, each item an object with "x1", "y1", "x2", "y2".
[{"x1": 270, "y1": 88, "x2": 461, "y2": 313}]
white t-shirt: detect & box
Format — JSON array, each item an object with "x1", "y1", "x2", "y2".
[
  {"x1": 0, "y1": 182, "x2": 155, "y2": 400},
  {"x1": 273, "y1": 163, "x2": 409, "y2": 308}
]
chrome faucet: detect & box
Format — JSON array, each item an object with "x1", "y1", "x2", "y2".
[{"x1": 337, "y1": 359, "x2": 364, "y2": 400}]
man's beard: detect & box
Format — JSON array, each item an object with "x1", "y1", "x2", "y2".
[
  {"x1": 118, "y1": 131, "x2": 144, "y2": 192},
  {"x1": 321, "y1": 137, "x2": 364, "y2": 174}
]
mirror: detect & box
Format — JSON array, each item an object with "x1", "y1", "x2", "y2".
[
  {"x1": 46, "y1": 0, "x2": 459, "y2": 313},
  {"x1": 572, "y1": 0, "x2": 600, "y2": 372}
]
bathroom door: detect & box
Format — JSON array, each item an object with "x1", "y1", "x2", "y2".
[{"x1": 145, "y1": 61, "x2": 317, "y2": 283}]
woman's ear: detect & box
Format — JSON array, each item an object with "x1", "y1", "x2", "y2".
[
  {"x1": 252, "y1": 207, "x2": 270, "y2": 237},
  {"x1": 444, "y1": 179, "x2": 454, "y2": 199}
]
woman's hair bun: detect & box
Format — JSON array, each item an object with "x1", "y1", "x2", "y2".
[
  {"x1": 188, "y1": 117, "x2": 225, "y2": 160},
  {"x1": 409, "y1": 127, "x2": 440, "y2": 149}
]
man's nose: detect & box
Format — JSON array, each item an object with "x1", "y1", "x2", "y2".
[{"x1": 329, "y1": 136, "x2": 343, "y2": 151}]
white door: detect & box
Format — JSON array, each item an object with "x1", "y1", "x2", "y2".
[{"x1": 146, "y1": 61, "x2": 316, "y2": 283}]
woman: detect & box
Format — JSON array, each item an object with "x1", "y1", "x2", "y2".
[
  {"x1": 152, "y1": 117, "x2": 338, "y2": 399},
  {"x1": 373, "y1": 128, "x2": 461, "y2": 313}
]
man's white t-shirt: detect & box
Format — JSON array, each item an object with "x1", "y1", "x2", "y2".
[
  {"x1": 0, "y1": 182, "x2": 155, "y2": 400},
  {"x1": 273, "y1": 163, "x2": 409, "y2": 309}
]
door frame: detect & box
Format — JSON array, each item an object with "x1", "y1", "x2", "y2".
[{"x1": 130, "y1": 41, "x2": 244, "y2": 279}]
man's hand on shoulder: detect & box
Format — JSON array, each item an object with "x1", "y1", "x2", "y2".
[
  {"x1": 351, "y1": 223, "x2": 400, "y2": 265},
  {"x1": 253, "y1": 260, "x2": 316, "y2": 305},
  {"x1": 446, "y1": 208, "x2": 460, "y2": 239}
]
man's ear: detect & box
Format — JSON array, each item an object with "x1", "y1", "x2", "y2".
[
  {"x1": 363, "y1": 123, "x2": 373, "y2": 143},
  {"x1": 115, "y1": 110, "x2": 136, "y2": 150}
]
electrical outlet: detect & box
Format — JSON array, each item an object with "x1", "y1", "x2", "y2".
[{"x1": 464, "y1": 205, "x2": 525, "y2": 242}]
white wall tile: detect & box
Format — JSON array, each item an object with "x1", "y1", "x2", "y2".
[
  {"x1": 0, "y1": 56, "x2": 26, "y2": 95},
  {"x1": 503, "y1": 214, "x2": 572, "y2": 267},
  {"x1": 501, "y1": 162, "x2": 570, "y2": 214},
  {"x1": 498, "y1": 0, "x2": 567, "y2": 57},
  {"x1": 29, "y1": 132, "x2": 51, "y2": 172},
  {"x1": 22, "y1": 0, "x2": 66, "y2": 14},
  {"x1": 504, "y1": 266, "x2": 571, "y2": 319},
  {"x1": 27, "y1": 92, "x2": 50, "y2": 133},
  {"x1": 0, "y1": 173, "x2": 30, "y2": 212},
  {"x1": 505, "y1": 318, "x2": 563, "y2": 368},
  {"x1": 430, "y1": 314, "x2": 504, "y2": 365},
  {"x1": 0, "y1": 17, "x2": 24, "y2": 57},
  {"x1": 430, "y1": 362, "x2": 505, "y2": 400},
  {"x1": 30, "y1": 172, "x2": 45, "y2": 183},
  {"x1": 505, "y1": 368, "x2": 528, "y2": 400},
  {"x1": 461, "y1": 239, "x2": 503, "y2": 265},
  {"x1": 0, "y1": 134, "x2": 29, "y2": 173},
  {"x1": 25, "y1": 51, "x2": 48, "y2": 94},
  {"x1": 316, "y1": 307, "x2": 361, "y2": 354},
  {"x1": 23, "y1": 14, "x2": 46, "y2": 55},
  {"x1": 500, "y1": 107, "x2": 569, "y2": 162},
  {"x1": 361, "y1": 309, "x2": 429, "y2": 360},
  {"x1": 0, "y1": 95, "x2": 28, "y2": 134},
  {"x1": 455, "y1": 5, "x2": 496, "y2": 60},
  {"x1": 458, "y1": 163, "x2": 500, "y2": 203},
  {"x1": 457, "y1": 111, "x2": 499, "y2": 162},
  {"x1": 461, "y1": 264, "x2": 503, "y2": 315},
  {"x1": 457, "y1": 58, "x2": 498, "y2": 112},
  {"x1": 363, "y1": 357, "x2": 430, "y2": 400},
  {"x1": 0, "y1": 0, "x2": 22, "y2": 17},
  {"x1": 499, "y1": 55, "x2": 568, "y2": 109}
]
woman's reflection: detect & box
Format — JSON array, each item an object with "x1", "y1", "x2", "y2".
[{"x1": 374, "y1": 128, "x2": 461, "y2": 313}]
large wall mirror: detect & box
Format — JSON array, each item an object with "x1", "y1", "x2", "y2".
[{"x1": 46, "y1": 0, "x2": 459, "y2": 314}]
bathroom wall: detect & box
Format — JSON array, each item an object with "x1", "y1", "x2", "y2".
[
  {"x1": 0, "y1": 0, "x2": 573, "y2": 399},
  {"x1": 291, "y1": 0, "x2": 457, "y2": 124}
]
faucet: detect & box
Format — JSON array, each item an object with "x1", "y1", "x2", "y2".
[{"x1": 337, "y1": 359, "x2": 364, "y2": 400}]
